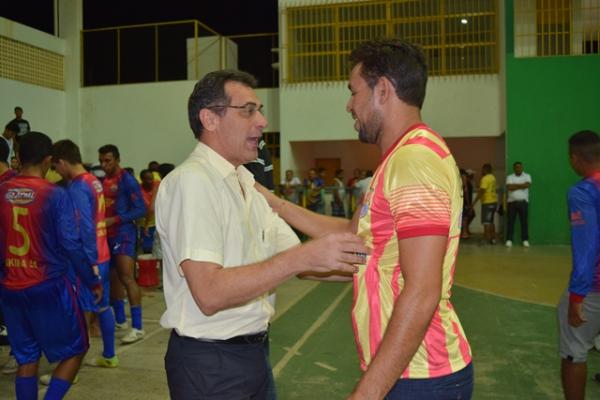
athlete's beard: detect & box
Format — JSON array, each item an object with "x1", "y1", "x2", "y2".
[{"x1": 358, "y1": 109, "x2": 383, "y2": 145}]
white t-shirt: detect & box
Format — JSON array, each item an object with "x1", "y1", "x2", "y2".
[
  {"x1": 506, "y1": 172, "x2": 531, "y2": 202},
  {"x1": 1, "y1": 137, "x2": 14, "y2": 164},
  {"x1": 156, "y1": 142, "x2": 299, "y2": 339}
]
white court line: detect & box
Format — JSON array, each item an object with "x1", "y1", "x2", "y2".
[
  {"x1": 314, "y1": 361, "x2": 337, "y2": 372},
  {"x1": 272, "y1": 284, "x2": 352, "y2": 378},
  {"x1": 272, "y1": 281, "x2": 320, "y2": 323},
  {"x1": 454, "y1": 283, "x2": 556, "y2": 308}
]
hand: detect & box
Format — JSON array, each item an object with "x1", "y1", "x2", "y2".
[
  {"x1": 568, "y1": 302, "x2": 587, "y2": 327},
  {"x1": 105, "y1": 217, "x2": 117, "y2": 227},
  {"x1": 301, "y1": 232, "x2": 369, "y2": 274},
  {"x1": 92, "y1": 283, "x2": 104, "y2": 305}
]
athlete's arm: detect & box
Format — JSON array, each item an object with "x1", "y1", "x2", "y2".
[
  {"x1": 348, "y1": 235, "x2": 445, "y2": 399},
  {"x1": 567, "y1": 185, "x2": 599, "y2": 326},
  {"x1": 255, "y1": 182, "x2": 358, "y2": 238},
  {"x1": 68, "y1": 183, "x2": 98, "y2": 266},
  {"x1": 117, "y1": 173, "x2": 147, "y2": 224}
]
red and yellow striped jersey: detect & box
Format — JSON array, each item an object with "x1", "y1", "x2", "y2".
[{"x1": 352, "y1": 123, "x2": 471, "y2": 379}]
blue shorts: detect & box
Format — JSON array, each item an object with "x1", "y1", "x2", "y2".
[
  {"x1": 0, "y1": 276, "x2": 88, "y2": 365},
  {"x1": 108, "y1": 231, "x2": 137, "y2": 260},
  {"x1": 78, "y1": 262, "x2": 110, "y2": 312},
  {"x1": 139, "y1": 226, "x2": 156, "y2": 253}
]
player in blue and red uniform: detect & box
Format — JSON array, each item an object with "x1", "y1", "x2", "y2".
[
  {"x1": 52, "y1": 139, "x2": 118, "y2": 368},
  {"x1": 558, "y1": 130, "x2": 600, "y2": 399},
  {"x1": 98, "y1": 144, "x2": 147, "y2": 344},
  {"x1": 0, "y1": 132, "x2": 101, "y2": 400}
]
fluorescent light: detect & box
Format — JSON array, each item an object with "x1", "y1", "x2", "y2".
[{"x1": 460, "y1": 18, "x2": 468, "y2": 25}]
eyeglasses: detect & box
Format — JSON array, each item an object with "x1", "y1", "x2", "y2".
[{"x1": 207, "y1": 102, "x2": 264, "y2": 117}]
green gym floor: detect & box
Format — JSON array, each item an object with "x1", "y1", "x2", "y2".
[{"x1": 1, "y1": 241, "x2": 600, "y2": 399}]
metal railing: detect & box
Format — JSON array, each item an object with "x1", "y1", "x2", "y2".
[
  {"x1": 515, "y1": 0, "x2": 600, "y2": 57},
  {"x1": 283, "y1": 0, "x2": 499, "y2": 83},
  {"x1": 81, "y1": 20, "x2": 278, "y2": 87}
]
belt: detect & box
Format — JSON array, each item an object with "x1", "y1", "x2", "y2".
[{"x1": 172, "y1": 329, "x2": 268, "y2": 345}]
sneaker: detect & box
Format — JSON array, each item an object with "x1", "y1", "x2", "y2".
[
  {"x1": 1, "y1": 355, "x2": 17, "y2": 374},
  {"x1": 115, "y1": 321, "x2": 129, "y2": 331},
  {"x1": 523, "y1": 240, "x2": 530, "y2": 248},
  {"x1": 121, "y1": 328, "x2": 145, "y2": 344},
  {"x1": 505, "y1": 240, "x2": 513, "y2": 248},
  {"x1": 40, "y1": 373, "x2": 79, "y2": 385},
  {"x1": 86, "y1": 355, "x2": 119, "y2": 368}
]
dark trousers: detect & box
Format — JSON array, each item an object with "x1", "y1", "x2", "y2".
[
  {"x1": 506, "y1": 201, "x2": 529, "y2": 241},
  {"x1": 165, "y1": 331, "x2": 270, "y2": 400},
  {"x1": 385, "y1": 363, "x2": 473, "y2": 400}
]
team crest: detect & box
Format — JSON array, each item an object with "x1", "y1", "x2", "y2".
[{"x1": 92, "y1": 180, "x2": 103, "y2": 193}]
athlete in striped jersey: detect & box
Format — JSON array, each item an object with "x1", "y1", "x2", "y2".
[
  {"x1": 256, "y1": 39, "x2": 472, "y2": 399},
  {"x1": 52, "y1": 140, "x2": 118, "y2": 369},
  {"x1": 0, "y1": 132, "x2": 101, "y2": 400}
]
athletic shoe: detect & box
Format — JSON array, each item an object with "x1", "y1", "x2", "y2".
[
  {"x1": 115, "y1": 321, "x2": 129, "y2": 331},
  {"x1": 1, "y1": 355, "x2": 17, "y2": 374},
  {"x1": 523, "y1": 240, "x2": 530, "y2": 248},
  {"x1": 40, "y1": 373, "x2": 79, "y2": 385},
  {"x1": 121, "y1": 328, "x2": 145, "y2": 344},
  {"x1": 505, "y1": 240, "x2": 513, "y2": 248},
  {"x1": 86, "y1": 355, "x2": 119, "y2": 368}
]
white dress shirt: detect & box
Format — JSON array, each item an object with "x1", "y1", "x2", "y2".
[{"x1": 156, "y1": 142, "x2": 299, "y2": 339}]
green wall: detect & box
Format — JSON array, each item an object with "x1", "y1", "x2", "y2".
[{"x1": 505, "y1": 0, "x2": 600, "y2": 244}]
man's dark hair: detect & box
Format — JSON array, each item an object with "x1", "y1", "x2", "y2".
[
  {"x1": 140, "y1": 168, "x2": 153, "y2": 181},
  {"x1": 14, "y1": 106, "x2": 22, "y2": 112},
  {"x1": 148, "y1": 161, "x2": 159, "y2": 170},
  {"x1": 513, "y1": 161, "x2": 522, "y2": 168},
  {"x1": 0, "y1": 136, "x2": 9, "y2": 165},
  {"x1": 188, "y1": 69, "x2": 258, "y2": 139},
  {"x1": 349, "y1": 39, "x2": 428, "y2": 108},
  {"x1": 5, "y1": 122, "x2": 19, "y2": 134},
  {"x1": 19, "y1": 132, "x2": 52, "y2": 166},
  {"x1": 482, "y1": 163, "x2": 493, "y2": 174},
  {"x1": 158, "y1": 163, "x2": 175, "y2": 178},
  {"x1": 52, "y1": 139, "x2": 82, "y2": 164},
  {"x1": 569, "y1": 130, "x2": 600, "y2": 163},
  {"x1": 98, "y1": 144, "x2": 120, "y2": 160}
]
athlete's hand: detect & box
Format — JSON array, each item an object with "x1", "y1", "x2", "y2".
[
  {"x1": 568, "y1": 301, "x2": 586, "y2": 327},
  {"x1": 92, "y1": 284, "x2": 104, "y2": 305}
]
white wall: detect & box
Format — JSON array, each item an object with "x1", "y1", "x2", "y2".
[
  {"x1": 0, "y1": 17, "x2": 67, "y2": 141},
  {"x1": 80, "y1": 82, "x2": 279, "y2": 173}
]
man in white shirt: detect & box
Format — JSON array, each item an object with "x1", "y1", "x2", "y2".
[
  {"x1": 505, "y1": 161, "x2": 532, "y2": 247},
  {"x1": 155, "y1": 70, "x2": 367, "y2": 400}
]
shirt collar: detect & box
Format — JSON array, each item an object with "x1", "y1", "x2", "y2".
[{"x1": 192, "y1": 142, "x2": 256, "y2": 186}]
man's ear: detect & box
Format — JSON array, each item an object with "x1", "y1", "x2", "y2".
[
  {"x1": 375, "y1": 76, "x2": 393, "y2": 105},
  {"x1": 199, "y1": 108, "x2": 219, "y2": 132}
]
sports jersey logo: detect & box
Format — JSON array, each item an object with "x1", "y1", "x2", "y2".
[
  {"x1": 570, "y1": 210, "x2": 585, "y2": 226},
  {"x1": 92, "y1": 180, "x2": 103, "y2": 193},
  {"x1": 5, "y1": 188, "x2": 36, "y2": 205},
  {"x1": 110, "y1": 184, "x2": 118, "y2": 193}
]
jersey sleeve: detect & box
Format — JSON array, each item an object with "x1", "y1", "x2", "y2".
[
  {"x1": 118, "y1": 173, "x2": 147, "y2": 224},
  {"x1": 53, "y1": 188, "x2": 100, "y2": 289},
  {"x1": 386, "y1": 148, "x2": 452, "y2": 239},
  {"x1": 68, "y1": 181, "x2": 98, "y2": 266},
  {"x1": 567, "y1": 184, "x2": 600, "y2": 301}
]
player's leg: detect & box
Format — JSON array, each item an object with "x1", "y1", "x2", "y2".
[
  {"x1": 116, "y1": 254, "x2": 145, "y2": 343},
  {"x1": 110, "y1": 264, "x2": 128, "y2": 328}
]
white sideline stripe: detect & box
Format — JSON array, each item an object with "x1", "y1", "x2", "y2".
[
  {"x1": 115, "y1": 326, "x2": 167, "y2": 356},
  {"x1": 314, "y1": 361, "x2": 337, "y2": 371},
  {"x1": 272, "y1": 281, "x2": 320, "y2": 323},
  {"x1": 272, "y1": 284, "x2": 352, "y2": 378},
  {"x1": 454, "y1": 283, "x2": 555, "y2": 308}
]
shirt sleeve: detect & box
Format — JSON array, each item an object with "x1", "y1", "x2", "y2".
[
  {"x1": 68, "y1": 182, "x2": 98, "y2": 266},
  {"x1": 156, "y1": 169, "x2": 225, "y2": 272},
  {"x1": 386, "y1": 149, "x2": 452, "y2": 240},
  {"x1": 567, "y1": 184, "x2": 600, "y2": 301},
  {"x1": 118, "y1": 173, "x2": 147, "y2": 223},
  {"x1": 53, "y1": 188, "x2": 100, "y2": 289}
]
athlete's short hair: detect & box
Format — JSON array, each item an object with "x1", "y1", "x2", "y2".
[
  {"x1": 98, "y1": 144, "x2": 120, "y2": 160},
  {"x1": 569, "y1": 130, "x2": 600, "y2": 163},
  {"x1": 52, "y1": 139, "x2": 82, "y2": 164},
  {"x1": 19, "y1": 132, "x2": 52, "y2": 166}
]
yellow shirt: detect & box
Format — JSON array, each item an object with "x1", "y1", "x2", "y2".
[{"x1": 480, "y1": 173, "x2": 497, "y2": 204}]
